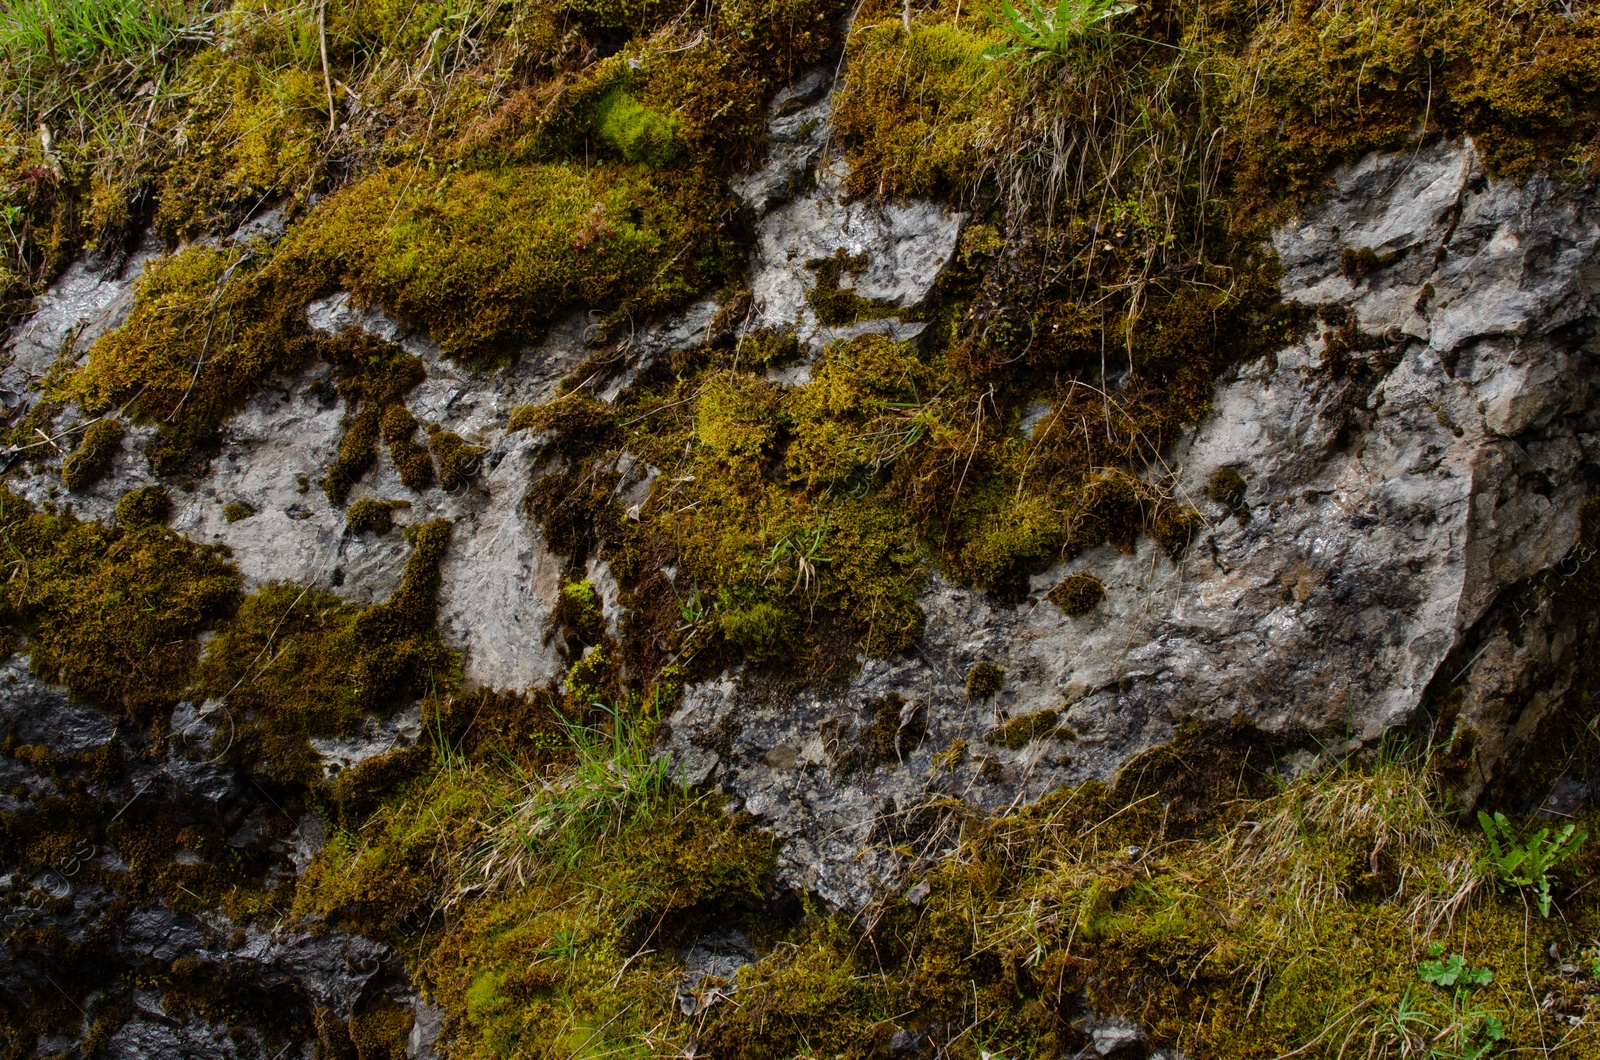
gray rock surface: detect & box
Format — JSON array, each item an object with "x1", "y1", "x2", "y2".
[{"x1": 662, "y1": 140, "x2": 1600, "y2": 909}]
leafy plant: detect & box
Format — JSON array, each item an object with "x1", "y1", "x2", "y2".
[
  {"x1": 986, "y1": 0, "x2": 1136, "y2": 61},
  {"x1": 1476, "y1": 810, "x2": 1588, "y2": 917},
  {"x1": 1384, "y1": 946, "x2": 1505, "y2": 1060}
]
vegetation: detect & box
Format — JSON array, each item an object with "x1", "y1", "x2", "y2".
[{"x1": 4, "y1": 0, "x2": 1600, "y2": 1051}]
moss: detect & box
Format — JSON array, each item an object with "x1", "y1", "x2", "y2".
[
  {"x1": 1208, "y1": 465, "x2": 1247, "y2": 511},
  {"x1": 0, "y1": 487, "x2": 240, "y2": 715},
  {"x1": 322, "y1": 335, "x2": 431, "y2": 503},
  {"x1": 193, "y1": 520, "x2": 458, "y2": 782},
  {"x1": 594, "y1": 88, "x2": 685, "y2": 166},
  {"x1": 345, "y1": 497, "x2": 396, "y2": 536},
  {"x1": 1048, "y1": 571, "x2": 1105, "y2": 615},
  {"x1": 380, "y1": 404, "x2": 437, "y2": 493},
  {"x1": 428, "y1": 430, "x2": 485, "y2": 492},
  {"x1": 114, "y1": 485, "x2": 171, "y2": 529},
  {"x1": 222, "y1": 501, "x2": 256, "y2": 523},
  {"x1": 965, "y1": 660, "x2": 1004, "y2": 700},
  {"x1": 805, "y1": 248, "x2": 899, "y2": 327},
  {"x1": 289, "y1": 161, "x2": 739, "y2": 362},
  {"x1": 553, "y1": 578, "x2": 606, "y2": 647},
  {"x1": 833, "y1": 19, "x2": 1010, "y2": 200},
  {"x1": 59, "y1": 417, "x2": 123, "y2": 491},
  {"x1": 984, "y1": 708, "x2": 1072, "y2": 750},
  {"x1": 720, "y1": 602, "x2": 788, "y2": 662}
]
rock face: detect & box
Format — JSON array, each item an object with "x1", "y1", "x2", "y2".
[
  {"x1": 4, "y1": 60, "x2": 1599, "y2": 1047},
  {"x1": 661, "y1": 140, "x2": 1600, "y2": 909}
]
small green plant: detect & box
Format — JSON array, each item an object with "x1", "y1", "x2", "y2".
[
  {"x1": 1384, "y1": 946, "x2": 1505, "y2": 1059},
  {"x1": 1476, "y1": 810, "x2": 1588, "y2": 917},
  {"x1": 986, "y1": 0, "x2": 1136, "y2": 61}
]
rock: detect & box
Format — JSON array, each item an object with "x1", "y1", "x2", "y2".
[
  {"x1": 1083, "y1": 1017, "x2": 1147, "y2": 1058},
  {"x1": 664, "y1": 139, "x2": 1600, "y2": 910},
  {"x1": 676, "y1": 928, "x2": 755, "y2": 1016}
]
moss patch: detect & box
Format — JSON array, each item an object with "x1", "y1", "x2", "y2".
[
  {"x1": 0, "y1": 486, "x2": 239, "y2": 715},
  {"x1": 60, "y1": 417, "x2": 123, "y2": 492}
]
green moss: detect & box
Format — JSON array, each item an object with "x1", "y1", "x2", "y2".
[
  {"x1": 594, "y1": 88, "x2": 685, "y2": 166},
  {"x1": 833, "y1": 19, "x2": 1009, "y2": 200},
  {"x1": 553, "y1": 578, "x2": 606, "y2": 646},
  {"x1": 291, "y1": 161, "x2": 739, "y2": 361},
  {"x1": 60, "y1": 417, "x2": 122, "y2": 492},
  {"x1": 965, "y1": 660, "x2": 1004, "y2": 700},
  {"x1": 114, "y1": 485, "x2": 171, "y2": 529},
  {"x1": 1208, "y1": 465, "x2": 1247, "y2": 511},
  {"x1": 345, "y1": 497, "x2": 396, "y2": 535},
  {"x1": 720, "y1": 602, "x2": 788, "y2": 662},
  {"x1": 222, "y1": 501, "x2": 255, "y2": 522},
  {"x1": 323, "y1": 335, "x2": 430, "y2": 503},
  {"x1": 0, "y1": 487, "x2": 240, "y2": 715},
  {"x1": 805, "y1": 248, "x2": 899, "y2": 326},
  {"x1": 1048, "y1": 571, "x2": 1105, "y2": 615}
]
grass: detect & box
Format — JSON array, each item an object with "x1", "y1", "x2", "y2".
[{"x1": 0, "y1": 0, "x2": 202, "y2": 80}]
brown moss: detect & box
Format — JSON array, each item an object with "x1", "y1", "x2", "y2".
[
  {"x1": 114, "y1": 485, "x2": 171, "y2": 529},
  {"x1": 322, "y1": 335, "x2": 429, "y2": 503},
  {"x1": 0, "y1": 486, "x2": 240, "y2": 715},
  {"x1": 984, "y1": 708, "x2": 1073, "y2": 750},
  {"x1": 1208, "y1": 465, "x2": 1247, "y2": 511},
  {"x1": 59, "y1": 417, "x2": 123, "y2": 491},
  {"x1": 193, "y1": 520, "x2": 458, "y2": 782},
  {"x1": 965, "y1": 660, "x2": 1004, "y2": 700},
  {"x1": 1048, "y1": 572, "x2": 1105, "y2": 615},
  {"x1": 345, "y1": 497, "x2": 396, "y2": 536},
  {"x1": 428, "y1": 430, "x2": 485, "y2": 492}
]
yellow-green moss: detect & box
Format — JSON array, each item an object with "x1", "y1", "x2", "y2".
[
  {"x1": 59, "y1": 417, "x2": 123, "y2": 492},
  {"x1": 345, "y1": 497, "x2": 396, "y2": 535},
  {"x1": 290, "y1": 161, "x2": 739, "y2": 362},
  {"x1": 193, "y1": 519, "x2": 458, "y2": 781},
  {"x1": 0, "y1": 486, "x2": 240, "y2": 715},
  {"x1": 222, "y1": 501, "x2": 256, "y2": 522},
  {"x1": 984, "y1": 707, "x2": 1073, "y2": 749},
  {"x1": 833, "y1": 18, "x2": 1009, "y2": 199},
  {"x1": 114, "y1": 484, "x2": 171, "y2": 528},
  {"x1": 428, "y1": 430, "x2": 485, "y2": 492}
]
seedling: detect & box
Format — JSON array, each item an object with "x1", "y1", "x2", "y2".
[
  {"x1": 987, "y1": 0, "x2": 1137, "y2": 61},
  {"x1": 1383, "y1": 946, "x2": 1505, "y2": 1059},
  {"x1": 1476, "y1": 810, "x2": 1587, "y2": 917}
]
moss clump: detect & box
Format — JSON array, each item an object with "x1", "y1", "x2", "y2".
[
  {"x1": 222, "y1": 501, "x2": 255, "y2": 522},
  {"x1": 428, "y1": 430, "x2": 485, "y2": 492},
  {"x1": 1208, "y1": 465, "x2": 1248, "y2": 511},
  {"x1": 965, "y1": 660, "x2": 1004, "y2": 700},
  {"x1": 292, "y1": 162, "x2": 739, "y2": 362},
  {"x1": 61, "y1": 243, "x2": 324, "y2": 475},
  {"x1": 0, "y1": 487, "x2": 240, "y2": 715},
  {"x1": 594, "y1": 88, "x2": 685, "y2": 166},
  {"x1": 1049, "y1": 571, "x2": 1105, "y2": 615},
  {"x1": 345, "y1": 497, "x2": 396, "y2": 536},
  {"x1": 60, "y1": 418, "x2": 123, "y2": 491},
  {"x1": 322, "y1": 335, "x2": 430, "y2": 503},
  {"x1": 114, "y1": 485, "x2": 171, "y2": 528},
  {"x1": 720, "y1": 602, "x2": 789, "y2": 662},
  {"x1": 832, "y1": 19, "x2": 1009, "y2": 200},
  {"x1": 552, "y1": 578, "x2": 606, "y2": 647},
  {"x1": 380, "y1": 405, "x2": 436, "y2": 492},
  {"x1": 984, "y1": 707, "x2": 1072, "y2": 750}
]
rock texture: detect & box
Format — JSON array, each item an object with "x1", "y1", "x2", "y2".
[{"x1": 662, "y1": 140, "x2": 1600, "y2": 909}]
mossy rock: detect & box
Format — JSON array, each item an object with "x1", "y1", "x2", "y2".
[
  {"x1": 1048, "y1": 572, "x2": 1105, "y2": 616},
  {"x1": 965, "y1": 660, "x2": 1004, "y2": 700},
  {"x1": 115, "y1": 486, "x2": 172, "y2": 529},
  {"x1": 60, "y1": 418, "x2": 123, "y2": 492}
]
